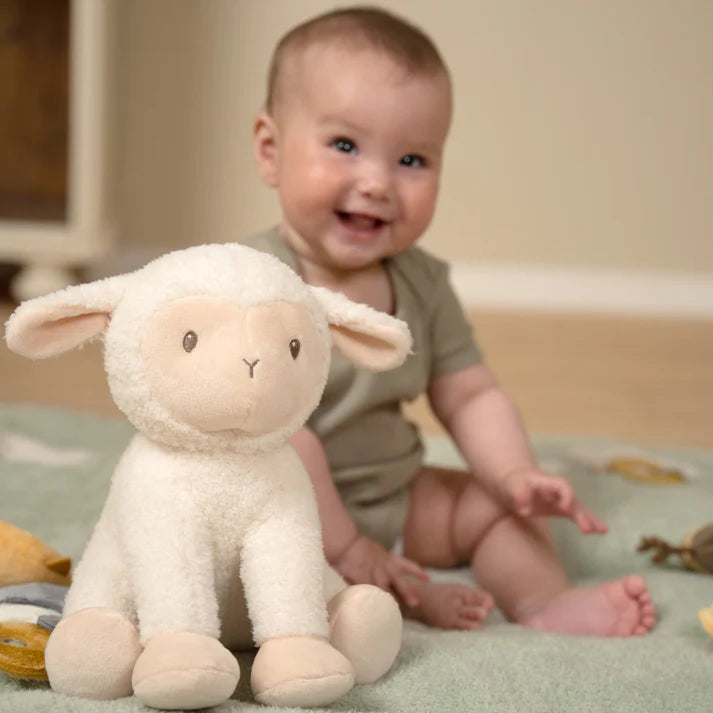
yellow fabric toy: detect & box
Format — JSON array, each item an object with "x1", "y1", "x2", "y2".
[
  {"x1": 700, "y1": 604, "x2": 713, "y2": 637},
  {"x1": 0, "y1": 521, "x2": 71, "y2": 587},
  {"x1": 0, "y1": 521, "x2": 71, "y2": 681}
]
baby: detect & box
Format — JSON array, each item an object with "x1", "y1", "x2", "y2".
[{"x1": 245, "y1": 6, "x2": 655, "y2": 636}]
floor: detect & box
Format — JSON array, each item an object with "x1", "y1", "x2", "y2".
[{"x1": 2, "y1": 301, "x2": 712, "y2": 449}]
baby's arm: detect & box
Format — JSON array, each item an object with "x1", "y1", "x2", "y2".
[
  {"x1": 290, "y1": 426, "x2": 428, "y2": 606},
  {"x1": 428, "y1": 363, "x2": 606, "y2": 533}
]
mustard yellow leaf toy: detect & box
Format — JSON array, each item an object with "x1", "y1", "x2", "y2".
[{"x1": 607, "y1": 457, "x2": 686, "y2": 485}]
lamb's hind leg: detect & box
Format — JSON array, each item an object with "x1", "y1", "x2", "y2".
[
  {"x1": 45, "y1": 524, "x2": 141, "y2": 699},
  {"x1": 325, "y1": 566, "x2": 403, "y2": 684}
]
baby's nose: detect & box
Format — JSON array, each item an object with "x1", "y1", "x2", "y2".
[
  {"x1": 358, "y1": 161, "x2": 392, "y2": 200},
  {"x1": 242, "y1": 358, "x2": 259, "y2": 378}
]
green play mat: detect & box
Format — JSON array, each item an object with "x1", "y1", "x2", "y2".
[{"x1": 1, "y1": 404, "x2": 712, "y2": 712}]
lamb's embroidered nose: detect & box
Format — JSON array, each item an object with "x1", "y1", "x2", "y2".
[{"x1": 242, "y1": 358, "x2": 259, "y2": 378}]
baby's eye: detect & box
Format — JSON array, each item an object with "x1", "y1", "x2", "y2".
[
  {"x1": 331, "y1": 137, "x2": 357, "y2": 155},
  {"x1": 400, "y1": 154, "x2": 425, "y2": 168}
]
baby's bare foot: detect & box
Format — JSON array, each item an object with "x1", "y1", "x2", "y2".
[
  {"x1": 405, "y1": 581, "x2": 494, "y2": 630},
  {"x1": 521, "y1": 575, "x2": 656, "y2": 636}
]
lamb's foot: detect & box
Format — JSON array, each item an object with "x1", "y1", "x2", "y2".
[
  {"x1": 131, "y1": 631, "x2": 239, "y2": 710},
  {"x1": 328, "y1": 584, "x2": 402, "y2": 683},
  {"x1": 251, "y1": 635, "x2": 354, "y2": 707},
  {"x1": 45, "y1": 607, "x2": 141, "y2": 699}
]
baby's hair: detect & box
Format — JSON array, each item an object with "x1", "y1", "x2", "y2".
[{"x1": 265, "y1": 5, "x2": 449, "y2": 114}]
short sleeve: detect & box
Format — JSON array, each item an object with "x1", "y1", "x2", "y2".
[{"x1": 428, "y1": 265, "x2": 483, "y2": 379}]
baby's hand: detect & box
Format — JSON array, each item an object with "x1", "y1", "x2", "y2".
[
  {"x1": 501, "y1": 468, "x2": 608, "y2": 534},
  {"x1": 334, "y1": 535, "x2": 429, "y2": 607}
]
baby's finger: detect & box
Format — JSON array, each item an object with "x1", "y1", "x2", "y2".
[
  {"x1": 539, "y1": 479, "x2": 574, "y2": 511},
  {"x1": 391, "y1": 554, "x2": 430, "y2": 581},
  {"x1": 336, "y1": 562, "x2": 360, "y2": 585},
  {"x1": 555, "y1": 484, "x2": 575, "y2": 512},
  {"x1": 511, "y1": 481, "x2": 533, "y2": 516},
  {"x1": 390, "y1": 575, "x2": 421, "y2": 608},
  {"x1": 372, "y1": 566, "x2": 391, "y2": 592},
  {"x1": 572, "y1": 504, "x2": 608, "y2": 534},
  {"x1": 587, "y1": 511, "x2": 609, "y2": 534}
]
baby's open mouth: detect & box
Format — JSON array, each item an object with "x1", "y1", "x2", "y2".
[{"x1": 336, "y1": 211, "x2": 386, "y2": 231}]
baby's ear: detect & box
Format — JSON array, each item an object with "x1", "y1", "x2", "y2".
[
  {"x1": 4, "y1": 275, "x2": 127, "y2": 359},
  {"x1": 310, "y1": 286, "x2": 412, "y2": 371},
  {"x1": 253, "y1": 112, "x2": 280, "y2": 187}
]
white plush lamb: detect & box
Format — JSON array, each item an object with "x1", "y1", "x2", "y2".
[{"x1": 4, "y1": 243, "x2": 411, "y2": 710}]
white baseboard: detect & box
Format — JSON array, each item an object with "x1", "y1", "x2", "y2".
[
  {"x1": 87, "y1": 247, "x2": 713, "y2": 320},
  {"x1": 450, "y1": 262, "x2": 713, "y2": 319}
]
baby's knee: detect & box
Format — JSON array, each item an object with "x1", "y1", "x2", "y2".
[
  {"x1": 402, "y1": 469, "x2": 468, "y2": 567},
  {"x1": 450, "y1": 481, "x2": 512, "y2": 562}
]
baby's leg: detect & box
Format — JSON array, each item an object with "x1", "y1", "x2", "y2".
[
  {"x1": 402, "y1": 467, "x2": 655, "y2": 636},
  {"x1": 399, "y1": 467, "x2": 494, "y2": 630}
]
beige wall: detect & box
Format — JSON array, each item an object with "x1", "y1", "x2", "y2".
[{"x1": 116, "y1": 0, "x2": 713, "y2": 272}]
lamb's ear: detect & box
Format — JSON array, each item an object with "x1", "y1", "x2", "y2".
[
  {"x1": 310, "y1": 286, "x2": 412, "y2": 371},
  {"x1": 4, "y1": 275, "x2": 128, "y2": 359}
]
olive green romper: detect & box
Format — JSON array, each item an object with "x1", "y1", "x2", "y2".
[{"x1": 241, "y1": 227, "x2": 482, "y2": 548}]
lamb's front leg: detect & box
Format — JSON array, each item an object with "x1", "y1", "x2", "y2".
[
  {"x1": 241, "y1": 510, "x2": 355, "y2": 707},
  {"x1": 45, "y1": 516, "x2": 143, "y2": 700},
  {"x1": 122, "y1": 477, "x2": 239, "y2": 710}
]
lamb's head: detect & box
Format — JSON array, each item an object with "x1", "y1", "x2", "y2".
[{"x1": 5, "y1": 244, "x2": 412, "y2": 453}]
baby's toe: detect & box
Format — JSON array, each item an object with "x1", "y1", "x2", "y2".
[
  {"x1": 460, "y1": 605, "x2": 488, "y2": 622},
  {"x1": 641, "y1": 611, "x2": 656, "y2": 628},
  {"x1": 637, "y1": 590, "x2": 653, "y2": 607},
  {"x1": 622, "y1": 575, "x2": 648, "y2": 598},
  {"x1": 477, "y1": 592, "x2": 495, "y2": 608},
  {"x1": 456, "y1": 616, "x2": 482, "y2": 631}
]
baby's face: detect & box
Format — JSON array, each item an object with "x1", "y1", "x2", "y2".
[{"x1": 259, "y1": 44, "x2": 452, "y2": 271}]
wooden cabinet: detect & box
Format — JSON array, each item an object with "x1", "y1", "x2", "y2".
[{"x1": 0, "y1": 0, "x2": 114, "y2": 299}]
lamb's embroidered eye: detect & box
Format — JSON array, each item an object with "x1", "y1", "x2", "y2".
[
  {"x1": 289, "y1": 339, "x2": 301, "y2": 360},
  {"x1": 183, "y1": 331, "x2": 198, "y2": 353}
]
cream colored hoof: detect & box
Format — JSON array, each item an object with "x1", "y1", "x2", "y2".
[
  {"x1": 328, "y1": 584, "x2": 402, "y2": 683},
  {"x1": 251, "y1": 635, "x2": 355, "y2": 707},
  {"x1": 45, "y1": 607, "x2": 141, "y2": 699},
  {"x1": 131, "y1": 631, "x2": 239, "y2": 710}
]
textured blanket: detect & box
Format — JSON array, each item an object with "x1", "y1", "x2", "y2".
[{"x1": 1, "y1": 404, "x2": 712, "y2": 712}]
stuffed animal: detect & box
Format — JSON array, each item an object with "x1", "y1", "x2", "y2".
[
  {"x1": 0, "y1": 521, "x2": 71, "y2": 588},
  {"x1": 0, "y1": 522, "x2": 71, "y2": 681},
  {"x1": 5, "y1": 243, "x2": 410, "y2": 710},
  {"x1": 637, "y1": 523, "x2": 713, "y2": 574},
  {"x1": 637, "y1": 524, "x2": 713, "y2": 639}
]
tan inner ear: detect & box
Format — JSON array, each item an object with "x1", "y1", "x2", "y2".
[
  {"x1": 330, "y1": 325, "x2": 404, "y2": 371},
  {"x1": 16, "y1": 313, "x2": 109, "y2": 359}
]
